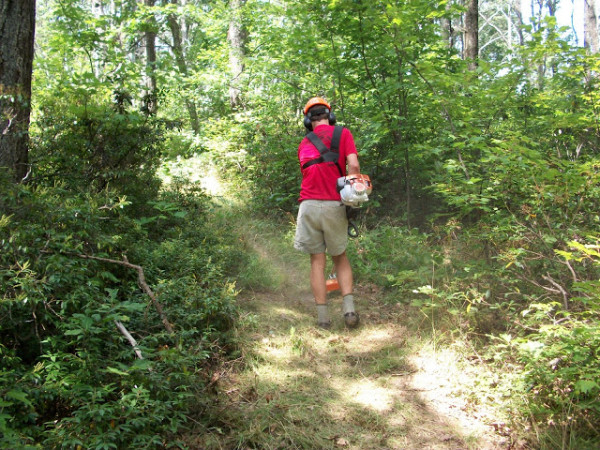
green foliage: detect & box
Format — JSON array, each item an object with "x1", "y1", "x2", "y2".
[
  {"x1": 506, "y1": 238, "x2": 600, "y2": 442},
  {"x1": 1, "y1": 137, "x2": 240, "y2": 447},
  {"x1": 196, "y1": 114, "x2": 302, "y2": 213},
  {"x1": 243, "y1": 119, "x2": 302, "y2": 213},
  {"x1": 19, "y1": 0, "x2": 600, "y2": 446},
  {"x1": 351, "y1": 225, "x2": 433, "y2": 294},
  {"x1": 32, "y1": 102, "x2": 163, "y2": 210}
]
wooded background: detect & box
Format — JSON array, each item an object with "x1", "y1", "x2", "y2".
[{"x1": 1, "y1": 0, "x2": 599, "y2": 448}]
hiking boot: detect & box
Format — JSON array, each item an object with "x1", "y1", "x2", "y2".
[
  {"x1": 318, "y1": 321, "x2": 331, "y2": 330},
  {"x1": 344, "y1": 312, "x2": 360, "y2": 328}
]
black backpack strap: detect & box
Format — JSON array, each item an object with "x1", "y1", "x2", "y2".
[
  {"x1": 301, "y1": 127, "x2": 344, "y2": 176},
  {"x1": 305, "y1": 132, "x2": 329, "y2": 156},
  {"x1": 330, "y1": 126, "x2": 343, "y2": 152}
]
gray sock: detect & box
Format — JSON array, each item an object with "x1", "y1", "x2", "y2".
[
  {"x1": 317, "y1": 304, "x2": 329, "y2": 323},
  {"x1": 342, "y1": 294, "x2": 355, "y2": 315}
]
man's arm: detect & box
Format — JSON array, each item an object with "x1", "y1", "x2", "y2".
[{"x1": 346, "y1": 153, "x2": 360, "y2": 175}]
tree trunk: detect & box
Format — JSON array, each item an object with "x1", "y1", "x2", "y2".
[
  {"x1": 441, "y1": 0, "x2": 455, "y2": 50},
  {"x1": 545, "y1": 0, "x2": 557, "y2": 16},
  {"x1": 529, "y1": 0, "x2": 546, "y2": 88},
  {"x1": 512, "y1": 0, "x2": 525, "y2": 45},
  {"x1": 167, "y1": 1, "x2": 200, "y2": 134},
  {"x1": 464, "y1": 0, "x2": 479, "y2": 71},
  {"x1": 585, "y1": 0, "x2": 599, "y2": 54},
  {"x1": 228, "y1": 0, "x2": 246, "y2": 109},
  {"x1": 547, "y1": 0, "x2": 559, "y2": 75},
  {"x1": 393, "y1": 129, "x2": 411, "y2": 228},
  {"x1": 0, "y1": 0, "x2": 36, "y2": 182},
  {"x1": 144, "y1": 0, "x2": 158, "y2": 115}
]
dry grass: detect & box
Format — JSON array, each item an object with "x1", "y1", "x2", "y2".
[
  {"x1": 186, "y1": 223, "x2": 510, "y2": 449},
  {"x1": 181, "y1": 161, "x2": 514, "y2": 449}
]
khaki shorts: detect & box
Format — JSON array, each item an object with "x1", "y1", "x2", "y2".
[{"x1": 294, "y1": 200, "x2": 348, "y2": 255}]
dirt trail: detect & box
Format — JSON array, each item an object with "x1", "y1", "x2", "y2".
[
  {"x1": 181, "y1": 163, "x2": 510, "y2": 449},
  {"x1": 200, "y1": 229, "x2": 507, "y2": 449}
]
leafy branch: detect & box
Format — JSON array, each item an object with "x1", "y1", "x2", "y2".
[{"x1": 74, "y1": 253, "x2": 175, "y2": 334}]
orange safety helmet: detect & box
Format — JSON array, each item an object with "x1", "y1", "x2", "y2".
[{"x1": 303, "y1": 97, "x2": 331, "y2": 115}]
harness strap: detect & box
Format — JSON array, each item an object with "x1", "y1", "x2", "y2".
[
  {"x1": 301, "y1": 126, "x2": 344, "y2": 176},
  {"x1": 331, "y1": 125, "x2": 343, "y2": 153},
  {"x1": 305, "y1": 132, "x2": 328, "y2": 155}
]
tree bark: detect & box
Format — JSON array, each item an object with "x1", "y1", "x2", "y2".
[
  {"x1": 512, "y1": 0, "x2": 525, "y2": 46},
  {"x1": 584, "y1": 0, "x2": 599, "y2": 54},
  {"x1": 464, "y1": 0, "x2": 479, "y2": 71},
  {"x1": 441, "y1": 0, "x2": 455, "y2": 50},
  {"x1": 545, "y1": 0, "x2": 557, "y2": 16},
  {"x1": 144, "y1": 0, "x2": 158, "y2": 115},
  {"x1": 0, "y1": 0, "x2": 36, "y2": 182},
  {"x1": 167, "y1": 1, "x2": 200, "y2": 134},
  {"x1": 228, "y1": 0, "x2": 246, "y2": 109},
  {"x1": 114, "y1": 320, "x2": 144, "y2": 360}
]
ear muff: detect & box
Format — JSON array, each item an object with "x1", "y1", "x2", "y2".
[
  {"x1": 304, "y1": 115, "x2": 313, "y2": 131},
  {"x1": 304, "y1": 107, "x2": 336, "y2": 130},
  {"x1": 328, "y1": 111, "x2": 337, "y2": 125}
]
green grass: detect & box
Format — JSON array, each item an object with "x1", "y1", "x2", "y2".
[{"x1": 175, "y1": 154, "x2": 524, "y2": 449}]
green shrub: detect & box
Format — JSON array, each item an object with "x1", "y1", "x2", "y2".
[
  {"x1": 0, "y1": 148, "x2": 239, "y2": 448},
  {"x1": 509, "y1": 238, "x2": 600, "y2": 443},
  {"x1": 32, "y1": 103, "x2": 163, "y2": 212},
  {"x1": 350, "y1": 224, "x2": 434, "y2": 294}
]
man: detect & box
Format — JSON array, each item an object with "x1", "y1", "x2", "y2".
[{"x1": 293, "y1": 97, "x2": 360, "y2": 329}]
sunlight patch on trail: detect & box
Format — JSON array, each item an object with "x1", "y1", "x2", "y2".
[
  {"x1": 408, "y1": 345, "x2": 506, "y2": 448},
  {"x1": 269, "y1": 306, "x2": 306, "y2": 321},
  {"x1": 341, "y1": 378, "x2": 394, "y2": 412},
  {"x1": 345, "y1": 327, "x2": 406, "y2": 350}
]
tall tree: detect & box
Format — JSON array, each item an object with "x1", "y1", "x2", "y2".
[
  {"x1": 545, "y1": 0, "x2": 558, "y2": 16},
  {"x1": 464, "y1": 0, "x2": 479, "y2": 70},
  {"x1": 441, "y1": 0, "x2": 456, "y2": 50},
  {"x1": 166, "y1": 0, "x2": 200, "y2": 134},
  {"x1": 0, "y1": 0, "x2": 36, "y2": 182},
  {"x1": 144, "y1": 0, "x2": 158, "y2": 115},
  {"x1": 512, "y1": 0, "x2": 525, "y2": 45},
  {"x1": 584, "y1": 0, "x2": 599, "y2": 54},
  {"x1": 228, "y1": 0, "x2": 246, "y2": 109}
]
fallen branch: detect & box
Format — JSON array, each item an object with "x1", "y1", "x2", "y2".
[
  {"x1": 76, "y1": 253, "x2": 175, "y2": 334},
  {"x1": 114, "y1": 320, "x2": 144, "y2": 360}
]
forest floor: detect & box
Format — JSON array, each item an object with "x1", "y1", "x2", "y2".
[{"x1": 172, "y1": 161, "x2": 521, "y2": 449}]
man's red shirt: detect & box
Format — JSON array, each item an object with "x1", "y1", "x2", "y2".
[{"x1": 297, "y1": 124, "x2": 358, "y2": 202}]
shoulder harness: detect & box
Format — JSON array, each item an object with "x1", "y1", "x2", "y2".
[{"x1": 302, "y1": 126, "x2": 344, "y2": 177}]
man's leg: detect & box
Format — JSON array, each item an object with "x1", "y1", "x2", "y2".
[
  {"x1": 332, "y1": 251, "x2": 352, "y2": 296},
  {"x1": 333, "y1": 252, "x2": 359, "y2": 328},
  {"x1": 310, "y1": 253, "x2": 330, "y2": 327}
]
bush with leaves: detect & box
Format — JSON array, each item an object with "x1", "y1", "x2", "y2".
[
  {"x1": 501, "y1": 238, "x2": 600, "y2": 445},
  {"x1": 32, "y1": 102, "x2": 164, "y2": 213},
  {"x1": 350, "y1": 225, "x2": 433, "y2": 294},
  {"x1": 0, "y1": 140, "x2": 240, "y2": 447}
]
